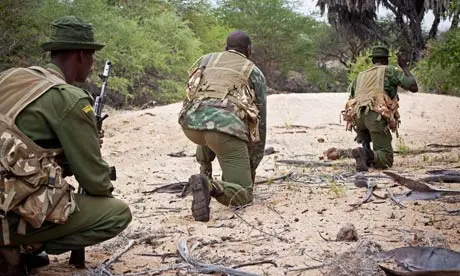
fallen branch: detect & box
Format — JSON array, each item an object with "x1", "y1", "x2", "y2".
[
  {"x1": 384, "y1": 172, "x2": 460, "y2": 195},
  {"x1": 177, "y1": 239, "x2": 263, "y2": 276},
  {"x1": 277, "y1": 159, "x2": 335, "y2": 167},
  {"x1": 386, "y1": 189, "x2": 406, "y2": 209},
  {"x1": 116, "y1": 264, "x2": 190, "y2": 276},
  {"x1": 274, "y1": 124, "x2": 310, "y2": 129},
  {"x1": 420, "y1": 175, "x2": 460, "y2": 183},
  {"x1": 142, "y1": 182, "x2": 187, "y2": 194},
  {"x1": 394, "y1": 148, "x2": 450, "y2": 155},
  {"x1": 288, "y1": 263, "x2": 326, "y2": 272},
  {"x1": 255, "y1": 171, "x2": 294, "y2": 184},
  {"x1": 231, "y1": 260, "x2": 278, "y2": 269},
  {"x1": 349, "y1": 182, "x2": 376, "y2": 208},
  {"x1": 167, "y1": 150, "x2": 187, "y2": 157},
  {"x1": 232, "y1": 210, "x2": 289, "y2": 242},
  {"x1": 98, "y1": 234, "x2": 167, "y2": 273},
  {"x1": 279, "y1": 130, "x2": 307, "y2": 134},
  {"x1": 427, "y1": 143, "x2": 460, "y2": 148},
  {"x1": 447, "y1": 209, "x2": 460, "y2": 215}
]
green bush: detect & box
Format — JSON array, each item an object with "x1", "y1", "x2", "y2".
[{"x1": 413, "y1": 30, "x2": 460, "y2": 96}]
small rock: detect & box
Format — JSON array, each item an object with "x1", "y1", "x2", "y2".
[
  {"x1": 336, "y1": 223, "x2": 358, "y2": 241},
  {"x1": 317, "y1": 138, "x2": 325, "y2": 143},
  {"x1": 294, "y1": 218, "x2": 299, "y2": 222}
]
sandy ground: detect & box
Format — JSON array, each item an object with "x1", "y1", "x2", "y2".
[{"x1": 36, "y1": 92, "x2": 460, "y2": 276}]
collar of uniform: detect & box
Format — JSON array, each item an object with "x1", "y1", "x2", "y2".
[
  {"x1": 227, "y1": 49, "x2": 247, "y2": 59},
  {"x1": 45, "y1": 63, "x2": 66, "y2": 81}
]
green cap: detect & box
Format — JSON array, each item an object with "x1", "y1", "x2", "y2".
[
  {"x1": 370, "y1": 46, "x2": 389, "y2": 58},
  {"x1": 40, "y1": 16, "x2": 105, "y2": 51}
]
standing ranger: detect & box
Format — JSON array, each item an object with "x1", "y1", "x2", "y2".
[
  {"x1": 343, "y1": 46, "x2": 418, "y2": 171},
  {"x1": 0, "y1": 16, "x2": 131, "y2": 274},
  {"x1": 179, "y1": 30, "x2": 267, "y2": 222}
]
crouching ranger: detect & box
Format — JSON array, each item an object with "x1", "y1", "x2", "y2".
[
  {"x1": 179, "y1": 30, "x2": 267, "y2": 222},
  {"x1": 0, "y1": 16, "x2": 132, "y2": 275},
  {"x1": 342, "y1": 46, "x2": 418, "y2": 172}
]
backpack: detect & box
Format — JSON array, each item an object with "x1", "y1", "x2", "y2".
[{"x1": 0, "y1": 66, "x2": 76, "y2": 245}]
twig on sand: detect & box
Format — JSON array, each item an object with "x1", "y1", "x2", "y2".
[
  {"x1": 116, "y1": 264, "x2": 190, "y2": 276},
  {"x1": 255, "y1": 171, "x2": 294, "y2": 184},
  {"x1": 231, "y1": 260, "x2": 278, "y2": 269},
  {"x1": 277, "y1": 159, "x2": 335, "y2": 167},
  {"x1": 394, "y1": 148, "x2": 450, "y2": 155},
  {"x1": 98, "y1": 234, "x2": 167, "y2": 273},
  {"x1": 386, "y1": 189, "x2": 406, "y2": 209},
  {"x1": 348, "y1": 182, "x2": 376, "y2": 209},
  {"x1": 318, "y1": 231, "x2": 335, "y2": 242},
  {"x1": 141, "y1": 182, "x2": 187, "y2": 194},
  {"x1": 287, "y1": 263, "x2": 327, "y2": 272},
  {"x1": 177, "y1": 239, "x2": 263, "y2": 276},
  {"x1": 232, "y1": 210, "x2": 289, "y2": 242},
  {"x1": 427, "y1": 143, "x2": 460, "y2": 148}
]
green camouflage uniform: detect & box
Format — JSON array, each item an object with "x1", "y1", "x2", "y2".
[
  {"x1": 1, "y1": 16, "x2": 131, "y2": 256},
  {"x1": 348, "y1": 64, "x2": 417, "y2": 168},
  {"x1": 179, "y1": 50, "x2": 267, "y2": 206}
]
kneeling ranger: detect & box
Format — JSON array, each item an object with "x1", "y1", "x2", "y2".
[
  {"x1": 343, "y1": 46, "x2": 418, "y2": 171},
  {"x1": 179, "y1": 31, "x2": 267, "y2": 222}
]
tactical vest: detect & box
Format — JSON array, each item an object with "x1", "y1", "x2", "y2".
[
  {"x1": 185, "y1": 51, "x2": 261, "y2": 142},
  {"x1": 0, "y1": 66, "x2": 76, "y2": 245},
  {"x1": 342, "y1": 65, "x2": 400, "y2": 135}
]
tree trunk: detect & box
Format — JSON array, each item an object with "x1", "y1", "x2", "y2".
[
  {"x1": 451, "y1": 12, "x2": 460, "y2": 30},
  {"x1": 428, "y1": 11, "x2": 441, "y2": 40}
]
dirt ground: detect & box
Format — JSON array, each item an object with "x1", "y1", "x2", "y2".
[{"x1": 36, "y1": 92, "x2": 460, "y2": 276}]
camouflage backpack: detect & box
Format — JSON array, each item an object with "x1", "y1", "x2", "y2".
[
  {"x1": 184, "y1": 50, "x2": 261, "y2": 142},
  {"x1": 0, "y1": 66, "x2": 76, "y2": 245}
]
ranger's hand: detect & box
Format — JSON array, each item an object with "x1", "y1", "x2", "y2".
[{"x1": 99, "y1": 129, "x2": 104, "y2": 148}]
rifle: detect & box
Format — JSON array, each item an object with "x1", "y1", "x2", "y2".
[{"x1": 68, "y1": 60, "x2": 117, "y2": 268}]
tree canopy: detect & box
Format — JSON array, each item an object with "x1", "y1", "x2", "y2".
[{"x1": 1, "y1": 0, "x2": 460, "y2": 106}]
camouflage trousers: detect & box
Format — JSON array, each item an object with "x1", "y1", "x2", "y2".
[
  {"x1": 355, "y1": 110, "x2": 394, "y2": 169},
  {"x1": 182, "y1": 128, "x2": 253, "y2": 206},
  {"x1": 4, "y1": 194, "x2": 132, "y2": 254}
]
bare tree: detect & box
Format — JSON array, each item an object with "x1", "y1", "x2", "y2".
[{"x1": 316, "y1": 0, "x2": 451, "y2": 61}]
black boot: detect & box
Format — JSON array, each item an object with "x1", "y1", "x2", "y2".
[
  {"x1": 189, "y1": 174, "x2": 211, "y2": 222},
  {"x1": 22, "y1": 251, "x2": 50, "y2": 273},
  {"x1": 352, "y1": 147, "x2": 369, "y2": 172}
]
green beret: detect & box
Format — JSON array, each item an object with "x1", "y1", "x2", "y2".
[
  {"x1": 40, "y1": 16, "x2": 105, "y2": 51},
  {"x1": 370, "y1": 46, "x2": 390, "y2": 58}
]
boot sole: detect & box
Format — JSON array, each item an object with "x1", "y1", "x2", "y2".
[{"x1": 190, "y1": 174, "x2": 211, "y2": 222}]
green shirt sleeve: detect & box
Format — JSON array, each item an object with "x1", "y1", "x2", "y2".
[
  {"x1": 387, "y1": 66, "x2": 417, "y2": 92},
  {"x1": 55, "y1": 97, "x2": 114, "y2": 197},
  {"x1": 249, "y1": 65, "x2": 267, "y2": 170}
]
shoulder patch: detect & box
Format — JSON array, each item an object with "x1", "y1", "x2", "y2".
[{"x1": 82, "y1": 105, "x2": 94, "y2": 113}]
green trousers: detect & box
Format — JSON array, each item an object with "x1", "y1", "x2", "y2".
[
  {"x1": 7, "y1": 194, "x2": 132, "y2": 255},
  {"x1": 355, "y1": 110, "x2": 394, "y2": 169},
  {"x1": 182, "y1": 128, "x2": 253, "y2": 206}
]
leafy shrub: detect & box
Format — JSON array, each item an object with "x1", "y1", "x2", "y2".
[{"x1": 413, "y1": 30, "x2": 460, "y2": 96}]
